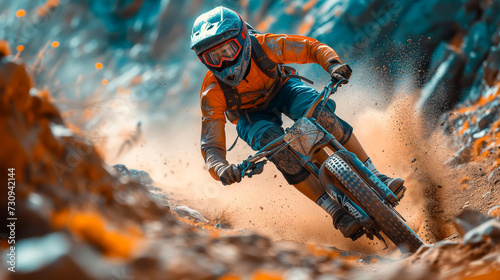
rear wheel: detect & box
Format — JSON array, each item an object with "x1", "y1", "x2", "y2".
[{"x1": 323, "y1": 153, "x2": 424, "y2": 253}]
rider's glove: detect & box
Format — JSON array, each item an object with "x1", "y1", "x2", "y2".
[
  {"x1": 216, "y1": 164, "x2": 241, "y2": 186},
  {"x1": 328, "y1": 63, "x2": 352, "y2": 84}
]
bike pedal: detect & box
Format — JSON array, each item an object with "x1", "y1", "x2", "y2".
[
  {"x1": 349, "y1": 229, "x2": 366, "y2": 241},
  {"x1": 387, "y1": 185, "x2": 406, "y2": 207},
  {"x1": 394, "y1": 185, "x2": 406, "y2": 201}
]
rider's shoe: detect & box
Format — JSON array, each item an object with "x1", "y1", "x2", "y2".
[
  {"x1": 331, "y1": 205, "x2": 365, "y2": 241},
  {"x1": 377, "y1": 174, "x2": 406, "y2": 202},
  {"x1": 333, "y1": 214, "x2": 365, "y2": 241}
]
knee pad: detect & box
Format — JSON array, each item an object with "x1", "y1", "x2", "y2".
[
  {"x1": 313, "y1": 102, "x2": 353, "y2": 145},
  {"x1": 260, "y1": 126, "x2": 310, "y2": 185}
]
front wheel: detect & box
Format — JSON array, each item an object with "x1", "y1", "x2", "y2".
[{"x1": 321, "y1": 152, "x2": 424, "y2": 253}]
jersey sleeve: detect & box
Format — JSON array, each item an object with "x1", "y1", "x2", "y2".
[
  {"x1": 199, "y1": 72, "x2": 228, "y2": 180},
  {"x1": 200, "y1": 72, "x2": 227, "y2": 122},
  {"x1": 256, "y1": 33, "x2": 342, "y2": 72}
]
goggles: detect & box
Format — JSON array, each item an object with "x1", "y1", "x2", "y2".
[{"x1": 201, "y1": 38, "x2": 242, "y2": 68}]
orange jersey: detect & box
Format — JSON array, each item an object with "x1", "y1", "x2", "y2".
[
  {"x1": 199, "y1": 33, "x2": 342, "y2": 180},
  {"x1": 200, "y1": 33, "x2": 342, "y2": 124}
]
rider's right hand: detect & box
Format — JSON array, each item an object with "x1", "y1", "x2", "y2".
[
  {"x1": 328, "y1": 63, "x2": 352, "y2": 84},
  {"x1": 216, "y1": 164, "x2": 241, "y2": 186}
]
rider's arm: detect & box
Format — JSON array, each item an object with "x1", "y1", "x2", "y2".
[
  {"x1": 257, "y1": 33, "x2": 342, "y2": 73},
  {"x1": 200, "y1": 78, "x2": 228, "y2": 181}
]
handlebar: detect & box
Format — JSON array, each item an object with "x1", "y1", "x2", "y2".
[
  {"x1": 238, "y1": 78, "x2": 347, "y2": 178},
  {"x1": 304, "y1": 78, "x2": 347, "y2": 118}
]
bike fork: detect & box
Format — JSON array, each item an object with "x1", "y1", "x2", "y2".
[{"x1": 324, "y1": 181, "x2": 374, "y2": 227}]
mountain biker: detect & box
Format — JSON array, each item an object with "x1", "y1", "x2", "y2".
[{"x1": 190, "y1": 6, "x2": 406, "y2": 241}]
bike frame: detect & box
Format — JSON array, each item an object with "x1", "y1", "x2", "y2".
[{"x1": 238, "y1": 79, "x2": 402, "y2": 239}]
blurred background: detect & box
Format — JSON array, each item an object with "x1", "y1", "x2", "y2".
[{"x1": 1, "y1": 0, "x2": 500, "y2": 279}]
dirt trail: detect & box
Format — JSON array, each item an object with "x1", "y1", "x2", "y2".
[{"x1": 106, "y1": 87, "x2": 468, "y2": 257}]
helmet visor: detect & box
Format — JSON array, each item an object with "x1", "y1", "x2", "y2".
[{"x1": 201, "y1": 39, "x2": 241, "y2": 68}]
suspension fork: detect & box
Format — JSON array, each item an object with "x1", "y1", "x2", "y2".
[
  {"x1": 285, "y1": 120, "x2": 347, "y2": 179},
  {"x1": 285, "y1": 127, "x2": 374, "y2": 227}
]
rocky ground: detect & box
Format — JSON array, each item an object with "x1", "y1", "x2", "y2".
[{"x1": 1, "y1": 0, "x2": 500, "y2": 279}]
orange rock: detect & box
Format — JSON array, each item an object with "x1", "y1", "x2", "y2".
[
  {"x1": 0, "y1": 62, "x2": 32, "y2": 113},
  {"x1": 313, "y1": 247, "x2": 330, "y2": 259},
  {"x1": 251, "y1": 269, "x2": 283, "y2": 280},
  {"x1": 51, "y1": 208, "x2": 70, "y2": 229},
  {"x1": 488, "y1": 206, "x2": 500, "y2": 218},
  {"x1": 462, "y1": 268, "x2": 500, "y2": 280},
  {"x1": 63, "y1": 210, "x2": 142, "y2": 258},
  {"x1": 472, "y1": 136, "x2": 489, "y2": 157},
  {"x1": 219, "y1": 274, "x2": 241, "y2": 280},
  {"x1": 210, "y1": 230, "x2": 221, "y2": 239},
  {"x1": 0, "y1": 239, "x2": 10, "y2": 250},
  {"x1": 459, "y1": 120, "x2": 469, "y2": 135},
  {"x1": 329, "y1": 249, "x2": 340, "y2": 259},
  {"x1": 460, "y1": 176, "x2": 469, "y2": 184},
  {"x1": 32, "y1": 95, "x2": 63, "y2": 122},
  {"x1": 0, "y1": 40, "x2": 11, "y2": 57}
]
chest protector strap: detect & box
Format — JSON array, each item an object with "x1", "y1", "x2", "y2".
[{"x1": 217, "y1": 35, "x2": 311, "y2": 123}]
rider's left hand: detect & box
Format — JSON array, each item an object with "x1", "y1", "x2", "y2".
[
  {"x1": 328, "y1": 63, "x2": 352, "y2": 84},
  {"x1": 216, "y1": 164, "x2": 241, "y2": 186}
]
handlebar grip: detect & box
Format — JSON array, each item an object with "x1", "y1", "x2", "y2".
[
  {"x1": 237, "y1": 163, "x2": 244, "y2": 173},
  {"x1": 331, "y1": 77, "x2": 348, "y2": 86}
]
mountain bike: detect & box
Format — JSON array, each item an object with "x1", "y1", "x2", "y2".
[{"x1": 237, "y1": 79, "x2": 425, "y2": 253}]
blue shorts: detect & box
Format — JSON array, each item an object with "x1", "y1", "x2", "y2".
[
  {"x1": 236, "y1": 78, "x2": 353, "y2": 185},
  {"x1": 236, "y1": 78, "x2": 352, "y2": 151}
]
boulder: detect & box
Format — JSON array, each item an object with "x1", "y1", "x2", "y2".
[
  {"x1": 489, "y1": 206, "x2": 500, "y2": 217},
  {"x1": 172, "y1": 206, "x2": 209, "y2": 224},
  {"x1": 10, "y1": 233, "x2": 111, "y2": 280},
  {"x1": 445, "y1": 144, "x2": 472, "y2": 166},
  {"x1": 391, "y1": 0, "x2": 460, "y2": 48},
  {"x1": 463, "y1": 66, "x2": 486, "y2": 104},
  {"x1": 427, "y1": 42, "x2": 455, "y2": 80},
  {"x1": 477, "y1": 108, "x2": 498, "y2": 130},
  {"x1": 454, "y1": 0, "x2": 480, "y2": 31},
  {"x1": 482, "y1": 46, "x2": 500, "y2": 87},
  {"x1": 460, "y1": 22, "x2": 492, "y2": 87},
  {"x1": 113, "y1": 164, "x2": 154, "y2": 187},
  {"x1": 417, "y1": 50, "x2": 466, "y2": 126},
  {"x1": 463, "y1": 218, "x2": 500, "y2": 245},
  {"x1": 487, "y1": 167, "x2": 500, "y2": 184},
  {"x1": 453, "y1": 209, "x2": 493, "y2": 238}
]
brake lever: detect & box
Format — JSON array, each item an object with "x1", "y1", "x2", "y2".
[
  {"x1": 252, "y1": 161, "x2": 266, "y2": 175},
  {"x1": 238, "y1": 160, "x2": 267, "y2": 178},
  {"x1": 330, "y1": 78, "x2": 348, "y2": 88},
  {"x1": 237, "y1": 161, "x2": 251, "y2": 178}
]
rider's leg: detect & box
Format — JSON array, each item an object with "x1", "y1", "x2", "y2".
[
  {"x1": 292, "y1": 174, "x2": 324, "y2": 201},
  {"x1": 237, "y1": 115, "x2": 364, "y2": 239},
  {"x1": 363, "y1": 157, "x2": 406, "y2": 199},
  {"x1": 295, "y1": 174, "x2": 365, "y2": 240},
  {"x1": 342, "y1": 133, "x2": 368, "y2": 162},
  {"x1": 255, "y1": 126, "x2": 364, "y2": 240}
]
